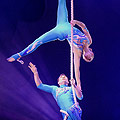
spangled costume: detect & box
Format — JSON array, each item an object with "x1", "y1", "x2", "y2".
[
  {"x1": 8, "y1": 0, "x2": 90, "y2": 60},
  {"x1": 38, "y1": 84, "x2": 83, "y2": 120}
]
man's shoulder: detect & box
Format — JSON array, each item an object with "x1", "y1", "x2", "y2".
[{"x1": 51, "y1": 85, "x2": 59, "y2": 90}]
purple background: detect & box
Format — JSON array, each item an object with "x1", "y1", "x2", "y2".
[{"x1": 0, "y1": 0, "x2": 120, "y2": 120}]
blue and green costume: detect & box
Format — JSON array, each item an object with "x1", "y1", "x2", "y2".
[
  {"x1": 8, "y1": 0, "x2": 90, "y2": 60},
  {"x1": 38, "y1": 84, "x2": 83, "y2": 120}
]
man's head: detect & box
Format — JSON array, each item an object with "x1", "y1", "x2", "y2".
[
  {"x1": 83, "y1": 48, "x2": 94, "y2": 62},
  {"x1": 58, "y1": 74, "x2": 69, "y2": 86}
]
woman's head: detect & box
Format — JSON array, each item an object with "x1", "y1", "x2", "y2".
[{"x1": 83, "y1": 48, "x2": 94, "y2": 62}]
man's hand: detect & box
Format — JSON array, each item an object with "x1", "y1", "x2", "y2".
[
  {"x1": 28, "y1": 62, "x2": 38, "y2": 74},
  {"x1": 70, "y1": 78, "x2": 76, "y2": 87},
  {"x1": 28, "y1": 62, "x2": 42, "y2": 86}
]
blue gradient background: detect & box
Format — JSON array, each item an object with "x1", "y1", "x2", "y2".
[{"x1": 0, "y1": 0, "x2": 120, "y2": 120}]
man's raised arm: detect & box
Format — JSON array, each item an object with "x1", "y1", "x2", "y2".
[
  {"x1": 28, "y1": 62, "x2": 42, "y2": 87},
  {"x1": 28, "y1": 62, "x2": 57, "y2": 93}
]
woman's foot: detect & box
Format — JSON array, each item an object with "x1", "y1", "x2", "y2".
[
  {"x1": 7, "y1": 57, "x2": 15, "y2": 62},
  {"x1": 7, "y1": 53, "x2": 20, "y2": 62}
]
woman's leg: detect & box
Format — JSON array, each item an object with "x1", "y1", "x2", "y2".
[
  {"x1": 57, "y1": 0, "x2": 68, "y2": 25},
  {"x1": 7, "y1": 0, "x2": 69, "y2": 62},
  {"x1": 7, "y1": 27, "x2": 59, "y2": 62}
]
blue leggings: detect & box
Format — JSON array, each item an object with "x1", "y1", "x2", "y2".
[
  {"x1": 67, "y1": 104, "x2": 82, "y2": 120},
  {"x1": 10, "y1": 0, "x2": 71, "y2": 60}
]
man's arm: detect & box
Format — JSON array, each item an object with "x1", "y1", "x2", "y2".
[
  {"x1": 28, "y1": 62, "x2": 42, "y2": 87},
  {"x1": 71, "y1": 20, "x2": 92, "y2": 46},
  {"x1": 28, "y1": 62, "x2": 57, "y2": 93}
]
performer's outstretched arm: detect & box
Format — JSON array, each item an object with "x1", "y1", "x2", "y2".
[
  {"x1": 7, "y1": 28, "x2": 60, "y2": 63},
  {"x1": 73, "y1": 46, "x2": 82, "y2": 87},
  {"x1": 28, "y1": 62, "x2": 42, "y2": 87},
  {"x1": 28, "y1": 62, "x2": 56, "y2": 93},
  {"x1": 71, "y1": 20, "x2": 92, "y2": 46}
]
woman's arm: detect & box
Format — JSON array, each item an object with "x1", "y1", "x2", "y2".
[
  {"x1": 70, "y1": 79, "x2": 83, "y2": 100},
  {"x1": 71, "y1": 20, "x2": 92, "y2": 46},
  {"x1": 72, "y1": 47, "x2": 83, "y2": 99}
]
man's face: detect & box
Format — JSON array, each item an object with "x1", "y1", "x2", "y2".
[{"x1": 58, "y1": 74, "x2": 69, "y2": 85}]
